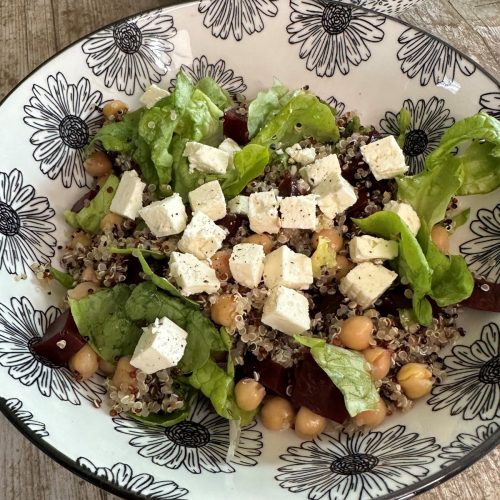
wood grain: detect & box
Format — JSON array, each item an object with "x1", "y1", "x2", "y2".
[{"x1": 0, "y1": 0, "x2": 499, "y2": 498}]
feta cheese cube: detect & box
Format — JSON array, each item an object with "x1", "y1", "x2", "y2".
[
  {"x1": 263, "y1": 245, "x2": 313, "y2": 290},
  {"x1": 384, "y1": 201, "x2": 421, "y2": 236},
  {"x1": 339, "y1": 262, "x2": 397, "y2": 308},
  {"x1": 169, "y1": 251, "x2": 220, "y2": 295},
  {"x1": 219, "y1": 137, "x2": 241, "y2": 155},
  {"x1": 139, "y1": 193, "x2": 187, "y2": 237},
  {"x1": 130, "y1": 317, "x2": 187, "y2": 374},
  {"x1": 229, "y1": 243, "x2": 265, "y2": 288},
  {"x1": 313, "y1": 173, "x2": 357, "y2": 218},
  {"x1": 248, "y1": 191, "x2": 281, "y2": 234},
  {"x1": 349, "y1": 235, "x2": 399, "y2": 263},
  {"x1": 360, "y1": 135, "x2": 409, "y2": 181},
  {"x1": 300, "y1": 154, "x2": 341, "y2": 187},
  {"x1": 228, "y1": 195, "x2": 249, "y2": 216},
  {"x1": 178, "y1": 212, "x2": 227, "y2": 259},
  {"x1": 188, "y1": 180, "x2": 226, "y2": 221},
  {"x1": 139, "y1": 84, "x2": 170, "y2": 109},
  {"x1": 280, "y1": 195, "x2": 318, "y2": 230},
  {"x1": 262, "y1": 286, "x2": 310, "y2": 336},
  {"x1": 183, "y1": 141, "x2": 230, "y2": 175},
  {"x1": 286, "y1": 143, "x2": 317, "y2": 165},
  {"x1": 110, "y1": 170, "x2": 145, "y2": 220}
]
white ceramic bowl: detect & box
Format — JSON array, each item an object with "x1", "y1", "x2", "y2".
[{"x1": 0, "y1": 1, "x2": 498, "y2": 499}]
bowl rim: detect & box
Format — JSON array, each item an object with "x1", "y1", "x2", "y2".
[{"x1": 0, "y1": 1, "x2": 499, "y2": 499}]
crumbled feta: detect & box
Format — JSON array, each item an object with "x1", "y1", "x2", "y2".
[
  {"x1": 286, "y1": 143, "x2": 317, "y2": 165},
  {"x1": 169, "y1": 251, "x2": 220, "y2": 296},
  {"x1": 139, "y1": 84, "x2": 170, "y2": 109},
  {"x1": 248, "y1": 191, "x2": 281, "y2": 234},
  {"x1": 263, "y1": 245, "x2": 313, "y2": 290},
  {"x1": 139, "y1": 193, "x2": 187, "y2": 237},
  {"x1": 261, "y1": 285, "x2": 310, "y2": 336},
  {"x1": 300, "y1": 154, "x2": 342, "y2": 187},
  {"x1": 313, "y1": 173, "x2": 357, "y2": 218},
  {"x1": 188, "y1": 180, "x2": 226, "y2": 221},
  {"x1": 339, "y1": 262, "x2": 397, "y2": 308},
  {"x1": 130, "y1": 317, "x2": 188, "y2": 374},
  {"x1": 229, "y1": 243, "x2": 265, "y2": 288},
  {"x1": 384, "y1": 200, "x2": 421, "y2": 236},
  {"x1": 280, "y1": 195, "x2": 318, "y2": 230},
  {"x1": 349, "y1": 235, "x2": 399, "y2": 263},
  {"x1": 228, "y1": 195, "x2": 249, "y2": 216},
  {"x1": 183, "y1": 141, "x2": 230, "y2": 175},
  {"x1": 360, "y1": 135, "x2": 409, "y2": 181},
  {"x1": 219, "y1": 137, "x2": 241, "y2": 155},
  {"x1": 110, "y1": 170, "x2": 145, "y2": 220},
  {"x1": 178, "y1": 212, "x2": 227, "y2": 259}
]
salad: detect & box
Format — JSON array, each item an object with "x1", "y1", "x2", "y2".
[{"x1": 33, "y1": 72, "x2": 500, "y2": 449}]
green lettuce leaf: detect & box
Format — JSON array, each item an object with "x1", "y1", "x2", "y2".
[
  {"x1": 294, "y1": 336, "x2": 379, "y2": 417},
  {"x1": 251, "y1": 91, "x2": 340, "y2": 148},
  {"x1": 450, "y1": 208, "x2": 470, "y2": 232},
  {"x1": 195, "y1": 77, "x2": 233, "y2": 112},
  {"x1": 396, "y1": 107, "x2": 412, "y2": 148},
  {"x1": 69, "y1": 284, "x2": 142, "y2": 363},
  {"x1": 64, "y1": 175, "x2": 119, "y2": 234},
  {"x1": 49, "y1": 267, "x2": 75, "y2": 289}
]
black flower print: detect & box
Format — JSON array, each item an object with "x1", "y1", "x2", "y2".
[
  {"x1": 428, "y1": 322, "x2": 500, "y2": 421},
  {"x1": 460, "y1": 205, "x2": 500, "y2": 283},
  {"x1": 0, "y1": 169, "x2": 56, "y2": 275},
  {"x1": 198, "y1": 0, "x2": 278, "y2": 41},
  {"x1": 379, "y1": 97, "x2": 454, "y2": 174},
  {"x1": 349, "y1": 0, "x2": 425, "y2": 14},
  {"x1": 0, "y1": 297, "x2": 105, "y2": 405},
  {"x1": 77, "y1": 458, "x2": 188, "y2": 499},
  {"x1": 287, "y1": 1, "x2": 385, "y2": 77},
  {"x1": 439, "y1": 422, "x2": 499, "y2": 468},
  {"x1": 397, "y1": 28, "x2": 476, "y2": 86},
  {"x1": 113, "y1": 397, "x2": 262, "y2": 473},
  {"x1": 480, "y1": 91, "x2": 500, "y2": 120},
  {"x1": 326, "y1": 96, "x2": 346, "y2": 116},
  {"x1": 276, "y1": 425, "x2": 439, "y2": 499},
  {"x1": 5, "y1": 398, "x2": 49, "y2": 437},
  {"x1": 169, "y1": 56, "x2": 247, "y2": 97},
  {"x1": 82, "y1": 10, "x2": 177, "y2": 95},
  {"x1": 24, "y1": 73, "x2": 104, "y2": 188}
]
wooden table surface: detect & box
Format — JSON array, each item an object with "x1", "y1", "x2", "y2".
[{"x1": 0, "y1": 0, "x2": 499, "y2": 498}]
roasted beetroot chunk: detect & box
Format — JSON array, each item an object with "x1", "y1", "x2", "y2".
[
  {"x1": 223, "y1": 109, "x2": 249, "y2": 145},
  {"x1": 32, "y1": 309, "x2": 86, "y2": 366},
  {"x1": 291, "y1": 353, "x2": 349, "y2": 423},
  {"x1": 461, "y1": 278, "x2": 500, "y2": 312},
  {"x1": 218, "y1": 214, "x2": 245, "y2": 240},
  {"x1": 242, "y1": 353, "x2": 293, "y2": 398}
]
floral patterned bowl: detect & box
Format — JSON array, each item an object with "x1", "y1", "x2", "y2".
[{"x1": 0, "y1": 1, "x2": 499, "y2": 499}]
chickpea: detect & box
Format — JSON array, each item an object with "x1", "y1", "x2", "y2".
[
  {"x1": 69, "y1": 344, "x2": 98, "y2": 380},
  {"x1": 354, "y1": 398, "x2": 387, "y2": 427},
  {"x1": 397, "y1": 363, "x2": 434, "y2": 400},
  {"x1": 84, "y1": 151, "x2": 112, "y2": 177},
  {"x1": 100, "y1": 212, "x2": 124, "y2": 231},
  {"x1": 431, "y1": 225, "x2": 449, "y2": 254},
  {"x1": 103, "y1": 100, "x2": 128, "y2": 121},
  {"x1": 81, "y1": 266, "x2": 98, "y2": 283},
  {"x1": 70, "y1": 231, "x2": 91, "y2": 249},
  {"x1": 294, "y1": 407, "x2": 326, "y2": 438},
  {"x1": 112, "y1": 356, "x2": 137, "y2": 390},
  {"x1": 242, "y1": 234, "x2": 274, "y2": 254},
  {"x1": 96, "y1": 173, "x2": 111, "y2": 187},
  {"x1": 211, "y1": 249, "x2": 232, "y2": 280},
  {"x1": 260, "y1": 397, "x2": 295, "y2": 431},
  {"x1": 98, "y1": 358, "x2": 115, "y2": 376},
  {"x1": 312, "y1": 228, "x2": 344, "y2": 252},
  {"x1": 335, "y1": 255, "x2": 355, "y2": 280},
  {"x1": 235, "y1": 378, "x2": 266, "y2": 412},
  {"x1": 339, "y1": 316, "x2": 374, "y2": 351},
  {"x1": 211, "y1": 294, "x2": 237, "y2": 327},
  {"x1": 67, "y1": 281, "x2": 100, "y2": 300},
  {"x1": 363, "y1": 347, "x2": 392, "y2": 380}
]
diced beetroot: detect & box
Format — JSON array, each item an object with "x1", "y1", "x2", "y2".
[
  {"x1": 124, "y1": 256, "x2": 144, "y2": 285},
  {"x1": 312, "y1": 290, "x2": 346, "y2": 317},
  {"x1": 218, "y1": 214, "x2": 245, "y2": 239},
  {"x1": 278, "y1": 171, "x2": 301, "y2": 197},
  {"x1": 461, "y1": 278, "x2": 500, "y2": 312},
  {"x1": 71, "y1": 188, "x2": 99, "y2": 213},
  {"x1": 375, "y1": 285, "x2": 412, "y2": 317},
  {"x1": 32, "y1": 310, "x2": 86, "y2": 366},
  {"x1": 223, "y1": 109, "x2": 249, "y2": 145},
  {"x1": 291, "y1": 353, "x2": 349, "y2": 423},
  {"x1": 241, "y1": 353, "x2": 293, "y2": 398}
]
